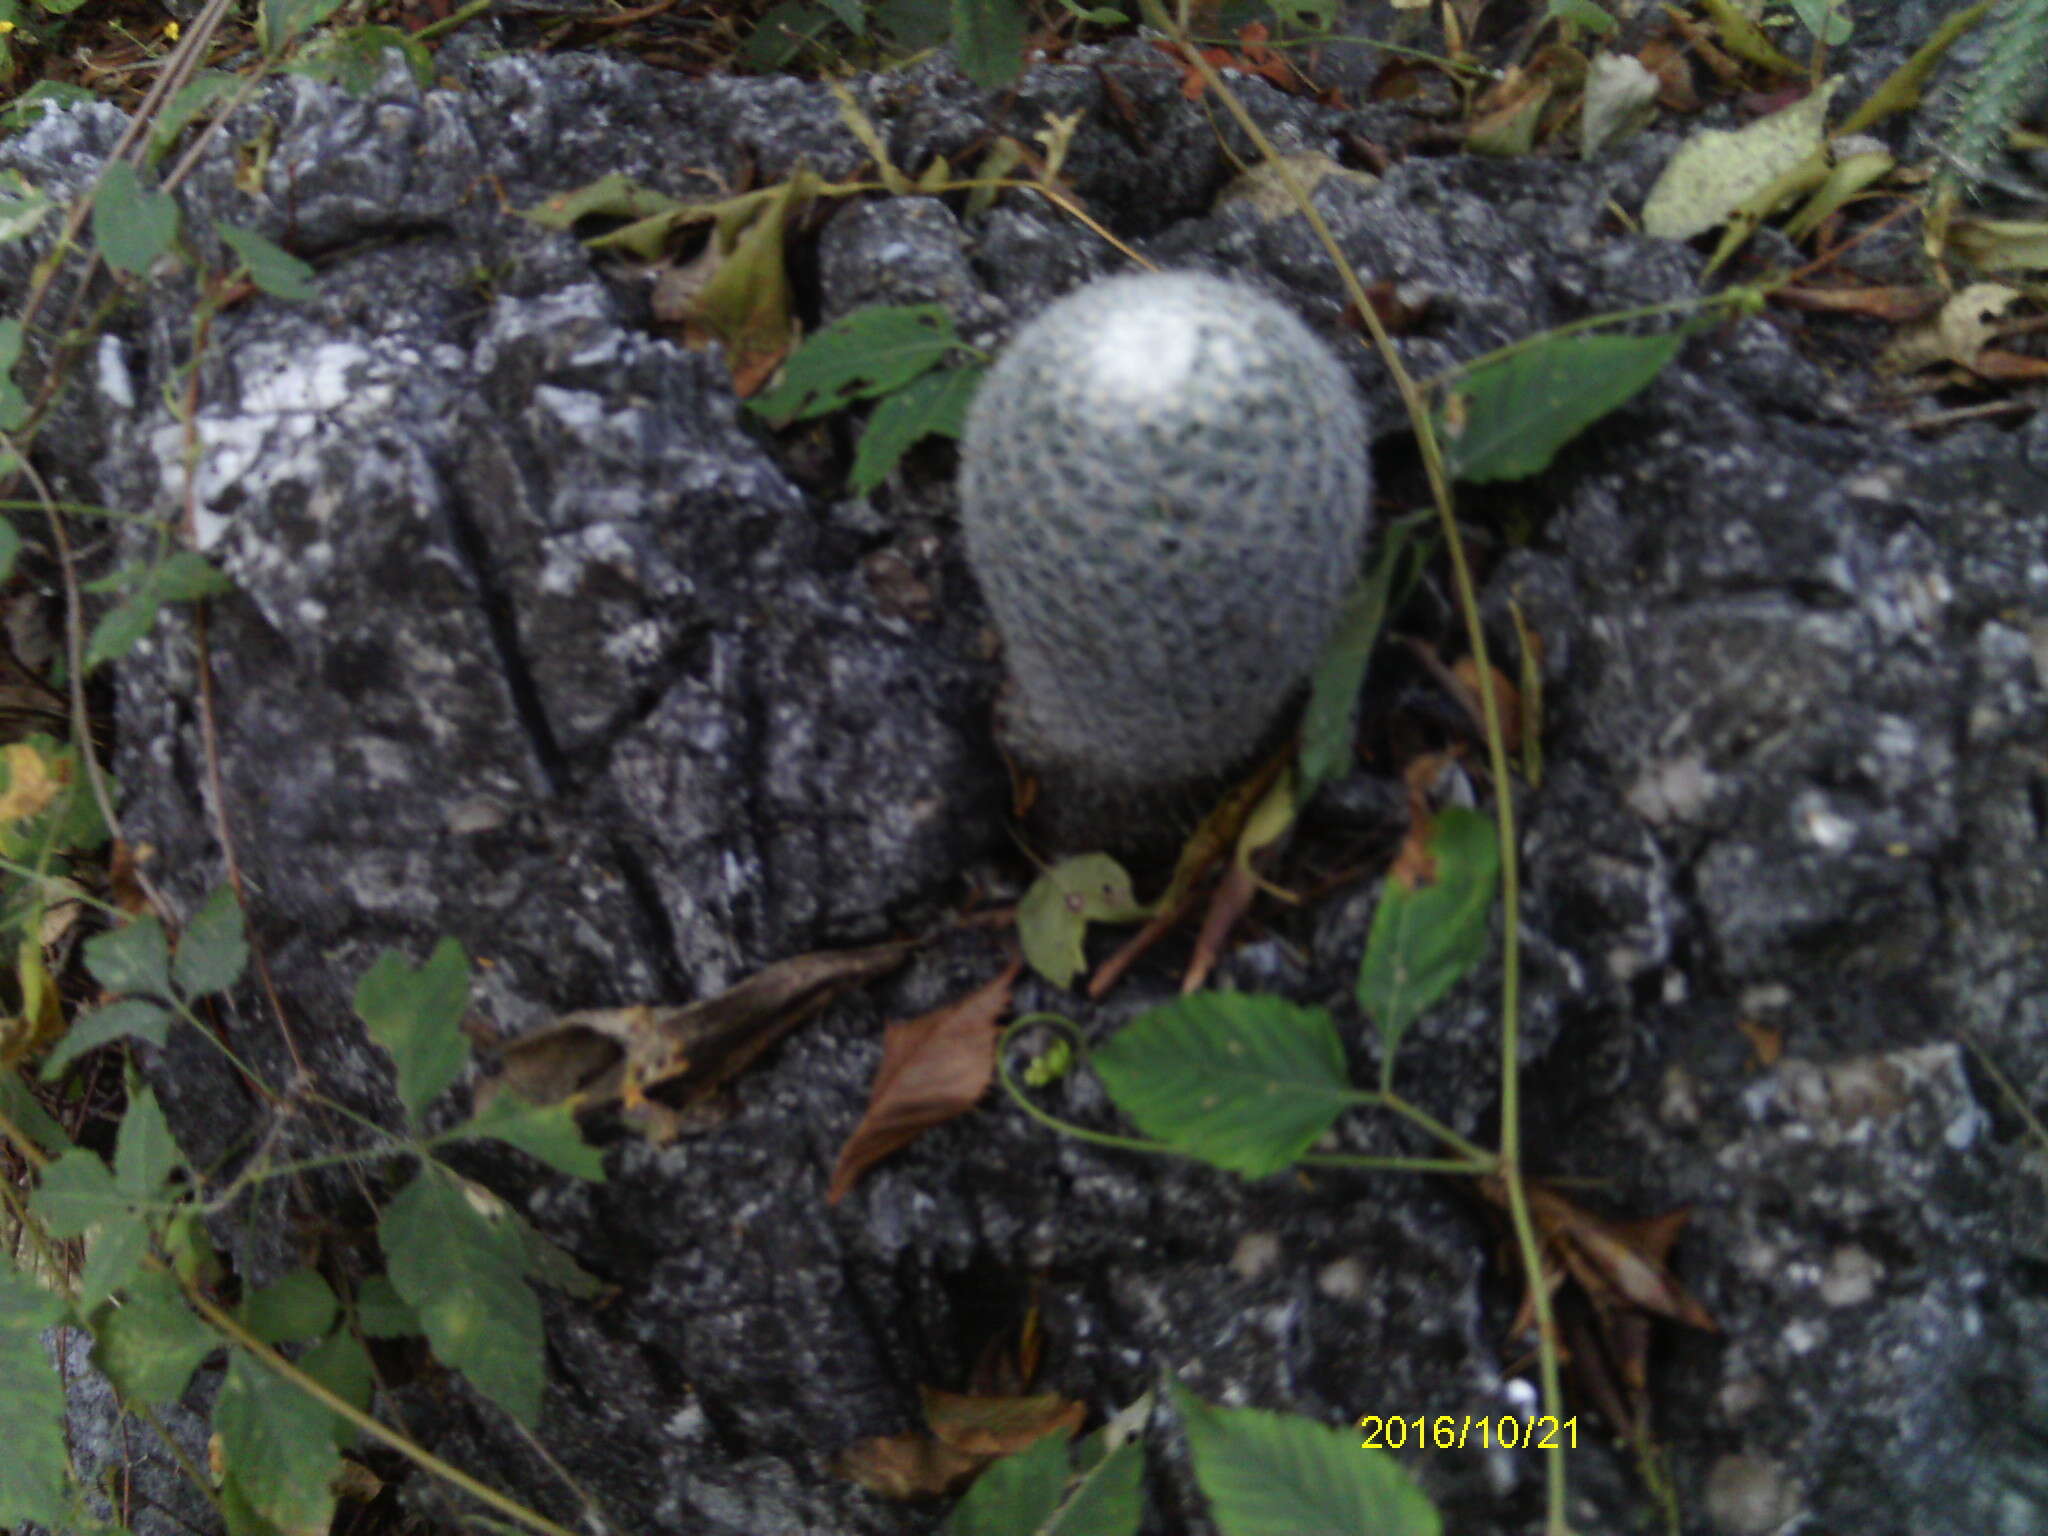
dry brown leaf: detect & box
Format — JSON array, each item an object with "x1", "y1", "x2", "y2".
[
  {"x1": 827, "y1": 961, "x2": 1020, "y2": 1203},
  {"x1": 486, "y1": 942, "x2": 913, "y2": 1139},
  {"x1": 1179, "y1": 862, "x2": 1260, "y2": 997},
  {"x1": 1971, "y1": 348, "x2": 2048, "y2": 382},
  {"x1": 1735, "y1": 1016, "x2": 1783, "y2": 1066},
  {"x1": 1880, "y1": 282, "x2": 2022, "y2": 374},
  {"x1": 1451, "y1": 658, "x2": 1523, "y2": 752},
  {"x1": 831, "y1": 1430, "x2": 984, "y2": 1500},
  {"x1": 923, "y1": 1387, "x2": 1085, "y2": 1456},
  {"x1": 1772, "y1": 284, "x2": 1942, "y2": 321},
  {"x1": 1511, "y1": 1182, "x2": 1719, "y2": 1333}
]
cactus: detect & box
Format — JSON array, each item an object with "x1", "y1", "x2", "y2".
[{"x1": 958, "y1": 270, "x2": 1373, "y2": 791}]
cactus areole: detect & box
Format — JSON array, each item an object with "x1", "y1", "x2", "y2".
[{"x1": 959, "y1": 270, "x2": 1374, "y2": 789}]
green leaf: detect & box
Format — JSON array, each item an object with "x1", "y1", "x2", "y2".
[
  {"x1": 0, "y1": 517, "x2": 19, "y2": 583},
  {"x1": 0, "y1": 318, "x2": 25, "y2": 432},
  {"x1": 514, "y1": 1219, "x2": 607, "y2": 1300},
  {"x1": 449, "y1": 1090, "x2": 606, "y2": 1181},
  {"x1": 114, "y1": 1085, "x2": 179, "y2": 1199},
  {"x1": 1297, "y1": 524, "x2": 1418, "y2": 795},
  {"x1": 1091, "y1": 994, "x2": 1353, "y2": 1178},
  {"x1": 379, "y1": 1165, "x2": 543, "y2": 1426},
  {"x1": 849, "y1": 365, "x2": 982, "y2": 493},
  {"x1": 174, "y1": 886, "x2": 249, "y2": 998},
  {"x1": 0, "y1": 1267, "x2": 70, "y2": 1528},
  {"x1": 1444, "y1": 326, "x2": 1692, "y2": 483},
  {"x1": 83, "y1": 589, "x2": 164, "y2": 672},
  {"x1": 78, "y1": 1212, "x2": 152, "y2": 1312},
  {"x1": 236, "y1": 1268, "x2": 339, "y2": 1343},
  {"x1": 1018, "y1": 853, "x2": 1147, "y2": 991},
  {"x1": 1047, "y1": 1436, "x2": 1144, "y2": 1535},
  {"x1": 0, "y1": 81, "x2": 96, "y2": 135},
  {"x1": 354, "y1": 938, "x2": 470, "y2": 1121},
  {"x1": 0, "y1": 1068, "x2": 73, "y2": 1153},
  {"x1": 42, "y1": 998, "x2": 175, "y2": 1079},
  {"x1": 34, "y1": 0, "x2": 90, "y2": 12},
  {"x1": 353, "y1": 1274, "x2": 421, "y2": 1338},
  {"x1": 1264, "y1": 0, "x2": 1335, "y2": 30},
  {"x1": 1170, "y1": 1379, "x2": 1440, "y2": 1536},
  {"x1": 1546, "y1": 0, "x2": 1617, "y2": 34},
  {"x1": 91, "y1": 1266, "x2": 217, "y2": 1407},
  {"x1": 1786, "y1": 0, "x2": 1851, "y2": 44},
  {"x1": 215, "y1": 1351, "x2": 340, "y2": 1536},
  {"x1": 262, "y1": 0, "x2": 350, "y2": 52},
  {"x1": 1356, "y1": 807, "x2": 1500, "y2": 1085},
  {"x1": 215, "y1": 223, "x2": 317, "y2": 303},
  {"x1": 299, "y1": 1328, "x2": 374, "y2": 1444},
  {"x1": 951, "y1": 0, "x2": 1026, "y2": 89},
  {"x1": 83, "y1": 915, "x2": 172, "y2": 999},
  {"x1": 31, "y1": 1148, "x2": 124, "y2": 1238},
  {"x1": 151, "y1": 550, "x2": 234, "y2": 602},
  {"x1": 748, "y1": 304, "x2": 957, "y2": 425},
  {"x1": 0, "y1": 171, "x2": 53, "y2": 244},
  {"x1": 92, "y1": 163, "x2": 181, "y2": 279},
  {"x1": 149, "y1": 72, "x2": 241, "y2": 165},
  {"x1": 944, "y1": 1429, "x2": 1073, "y2": 1536},
  {"x1": 289, "y1": 25, "x2": 434, "y2": 92},
  {"x1": 875, "y1": 0, "x2": 953, "y2": 47},
  {"x1": 817, "y1": 0, "x2": 869, "y2": 32}
]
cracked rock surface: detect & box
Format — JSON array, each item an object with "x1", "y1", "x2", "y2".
[{"x1": 6, "y1": 10, "x2": 2046, "y2": 1534}]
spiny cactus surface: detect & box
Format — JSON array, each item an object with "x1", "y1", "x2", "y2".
[{"x1": 959, "y1": 270, "x2": 1373, "y2": 788}]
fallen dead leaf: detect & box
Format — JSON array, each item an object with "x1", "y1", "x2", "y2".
[
  {"x1": 827, "y1": 960, "x2": 1021, "y2": 1204},
  {"x1": 924, "y1": 1386, "x2": 1085, "y2": 1457},
  {"x1": 486, "y1": 941, "x2": 913, "y2": 1140}
]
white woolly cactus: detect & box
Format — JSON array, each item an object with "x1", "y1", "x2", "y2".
[{"x1": 959, "y1": 270, "x2": 1374, "y2": 789}]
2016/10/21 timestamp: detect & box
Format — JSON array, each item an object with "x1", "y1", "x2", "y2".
[{"x1": 1359, "y1": 1415, "x2": 1579, "y2": 1452}]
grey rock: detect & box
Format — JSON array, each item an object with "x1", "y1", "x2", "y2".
[{"x1": 4, "y1": 16, "x2": 2044, "y2": 1536}]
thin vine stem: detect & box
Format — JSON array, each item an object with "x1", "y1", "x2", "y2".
[{"x1": 1140, "y1": 3, "x2": 1568, "y2": 1527}]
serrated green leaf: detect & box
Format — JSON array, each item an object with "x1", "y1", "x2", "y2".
[
  {"x1": 849, "y1": 365, "x2": 982, "y2": 494},
  {"x1": 114, "y1": 1086, "x2": 178, "y2": 1199},
  {"x1": 84, "y1": 916, "x2": 172, "y2": 1000},
  {"x1": 42, "y1": 998, "x2": 174, "y2": 1079},
  {"x1": 149, "y1": 72, "x2": 240, "y2": 165},
  {"x1": 1091, "y1": 994, "x2": 1352, "y2": 1178},
  {"x1": 1170, "y1": 1379, "x2": 1440, "y2": 1536},
  {"x1": 515, "y1": 1218, "x2": 607, "y2": 1300},
  {"x1": 31, "y1": 1148, "x2": 123, "y2": 1238},
  {"x1": 174, "y1": 886, "x2": 249, "y2": 998},
  {"x1": 0, "y1": 1267, "x2": 70, "y2": 1527},
  {"x1": 1047, "y1": 1436, "x2": 1144, "y2": 1535},
  {"x1": 944, "y1": 1428, "x2": 1073, "y2": 1536},
  {"x1": 299, "y1": 1328, "x2": 373, "y2": 1444},
  {"x1": 92, "y1": 163, "x2": 181, "y2": 279},
  {"x1": 215, "y1": 1350, "x2": 340, "y2": 1536},
  {"x1": 951, "y1": 0, "x2": 1026, "y2": 89},
  {"x1": 0, "y1": 82, "x2": 97, "y2": 135},
  {"x1": 1298, "y1": 524, "x2": 1419, "y2": 795},
  {"x1": 83, "y1": 589, "x2": 164, "y2": 672},
  {"x1": 352, "y1": 1274, "x2": 420, "y2": 1338},
  {"x1": 1018, "y1": 853, "x2": 1146, "y2": 991},
  {"x1": 289, "y1": 25, "x2": 434, "y2": 92},
  {"x1": 78, "y1": 1212, "x2": 152, "y2": 1312},
  {"x1": 354, "y1": 938, "x2": 470, "y2": 1122},
  {"x1": 449, "y1": 1090, "x2": 606, "y2": 1181},
  {"x1": 379, "y1": 1165, "x2": 543, "y2": 1425},
  {"x1": 0, "y1": 317, "x2": 25, "y2": 432},
  {"x1": 151, "y1": 550, "x2": 234, "y2": 603},
  {"x1": 236, "y1": 1269, "x2": 339, "y2": 1343},
  {"x1": 748, "y1": 304, "x2": 957, "y2": 425},
  {"x1": 220, "y1": 1468, "x2": 281, "y2": 1536},
  {"x1": 1444, "y1": 326, "x2": 1691, "y2": 483},
  {"x1": 1356, "y1": 807, "x2": 1500, "y2": 1086},
  {"x1": 215, "y1": 223, "x2": 317, "y2": 303},
  {"x1": 262, "y1": 0, "x2": 349, "y2": 52},
  {"x1": 0, "y1": 1069, "x2": 73, "y2": 1153},
  {"x1": 0, "y1": 172, "x2": 51, "y2": 244},
  {"x1": 91, "y1": 1266, "x2": 216, "y2": 1407}
]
